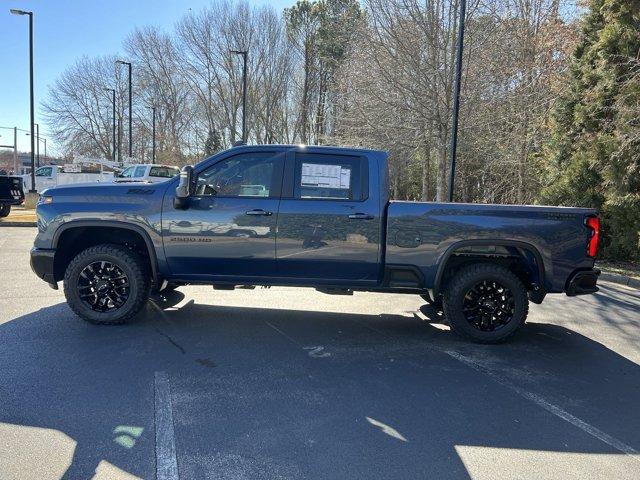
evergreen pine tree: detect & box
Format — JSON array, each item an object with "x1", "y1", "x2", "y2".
[{"x1": 542, "y1": 0, "x2": 640, "y2": 260}]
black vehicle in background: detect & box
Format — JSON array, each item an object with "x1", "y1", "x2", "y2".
[{"x1": 0, "y1": 174, "x2": 25, "y2": 217}]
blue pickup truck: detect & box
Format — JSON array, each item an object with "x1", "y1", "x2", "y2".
[{"x1": 30, "y1": 145, "x2": 601, "y2": 343}]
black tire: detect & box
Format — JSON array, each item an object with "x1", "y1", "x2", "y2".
[
  {"x1": 63, "y1": 244, "x2": 151, "y2": 325},
  {"x1": 0, "y1": 204, "x2": 10, "y2": 218},
  {"x1": 443, "y1": 263, "x2": 529, "y2": 343}
]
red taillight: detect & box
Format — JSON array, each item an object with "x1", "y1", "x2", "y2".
[{"x1": 586, "y1": 216, "x2": 600, "y2": 257}]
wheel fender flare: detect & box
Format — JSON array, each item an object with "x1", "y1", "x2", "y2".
[
  {"x1": 52, "y1": 220, "x2": 160, "y2": 285},
  {"x1": 432, "y1": 239, "x2": 546, "y2": 297}
]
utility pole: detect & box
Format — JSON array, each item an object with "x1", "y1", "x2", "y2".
[
  {"x1": 10, "y1": 8, "x2": 36, "y2": 192},
  {"x1": 35, "y1": 123, "x2": 40, "y2": 167},
  {"x1": 447, "y1": 0, "x2": 466, "y2": 203},
  {"x1": 0, "y1": 127, "x2": 18, "y2": 174},
  {"x1": 230, "y1": 49, "x2": 248, "y2": 143},
  {"x1": 13, "y1": 127, "x2": 18, "y2": 174}
]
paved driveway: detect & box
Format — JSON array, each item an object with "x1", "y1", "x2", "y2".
[{"x1": 0, "y1": 227, "x2": 638, "y2": 479}]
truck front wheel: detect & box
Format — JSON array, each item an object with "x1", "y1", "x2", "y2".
[
  {"x1": 63, "y1": 244, "x2": 151, "y2": 324},
  {"x1": 0, "y1": 205, "x2": 10, "y2": 217},
  {"x1": 443, "y1": 264, "x2": 529, "y2": 343}
]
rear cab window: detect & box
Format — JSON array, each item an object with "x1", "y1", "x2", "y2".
[{"x1": 149, "y1": 166, "x2": 180, "y2": 178}]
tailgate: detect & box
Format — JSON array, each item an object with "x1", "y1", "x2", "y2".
[{"x1": 0, "y1": 176, "x2": 25, "y2": 204}]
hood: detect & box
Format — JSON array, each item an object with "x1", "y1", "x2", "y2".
[{"x1": 43, "y1": 181, "x2": 170, "y2": 198}]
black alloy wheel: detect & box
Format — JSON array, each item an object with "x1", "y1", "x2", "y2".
[
  {"x1": 462, "y1": 280, "x2": 515, "y2": 332},
  {"x1": 443, "y1": 263, "x2": 529, "y2": 343},
  {"x1": 77, "y1": 261, "x2": 130, "y2": 312},
  {"x1": 63, "y1": 244, "x2": 151, "y2": 324}
]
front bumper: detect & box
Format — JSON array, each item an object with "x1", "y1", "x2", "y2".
[
  {"x1": 566, "y1": 268, "x2": 600, "y2": 296},
  {"x1": 30, "y1": 247, "x2": 58, "y2": 289}
]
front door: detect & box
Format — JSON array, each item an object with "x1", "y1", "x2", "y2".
[
  {"x1": 276, "y1": 151, "x2": 382, "y2": 284},
  {"x1": 162, "y1": 151, "x2": 284, "y2": 278}
]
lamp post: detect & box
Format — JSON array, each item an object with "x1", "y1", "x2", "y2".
[
  {"x1": 230, "y1": 49, "x2": 248, "y2": 143},
  {"x1": 26, "y1": 129, "x2": 46, "y2": 163},
  {"x1": 35, "y1": 123, "x2": 39, "y2": 167},
  {"x1": 447, "y1": 0, "x2": 467, "y2": 203},
  {"x1": 116, "y1": 60, "x2": 132, "y2": 158},
  {"x1": 10, "y1": 8, "x2": 36, "y2": 192},
  {"x1": 150, "y1": 106, "x2": 156, "y2": 164},
  {"x1": 104, "y1": 88, "x2": 116, "y2": 162}
]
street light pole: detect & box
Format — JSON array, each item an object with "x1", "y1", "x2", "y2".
[
  {"x1": 14, "y1": 127, "x2": 17, "y2": 174},
  {"x1": 447, "y1": 0, "x2": 467, "y2": 203},
  {"x1": 10, "y1": 8, "x2": 36, "y2": 192},
  {"x1": 26, "y1": 130, "x2": 46, "y2": 164},
  {"x1": 35, "y1": 123, "x2": 40, "y2": 168},
  {"x1": 116, "y1": 60, "x2": 132, "y2": 158},
  {"x1": 230, "y1": 49, "x2": 248, "y2": 143},
  {"x1": 151, "y1": 106, "x2": 156, "y2": 164},
  {"x1": 104, "y1": 88, "x2": 116, "y2": 162}
]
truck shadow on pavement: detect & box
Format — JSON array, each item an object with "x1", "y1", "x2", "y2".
[{"x1": 1, "y1": 288, "x2": 638, "y2": 479}]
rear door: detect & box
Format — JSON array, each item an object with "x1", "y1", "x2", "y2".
[
  {"x1": 162, "y1": 151, "x2": 285, "y2": 278},
  {"x1": 276, "y1": 151, "x2": 382, "y2": 284}
]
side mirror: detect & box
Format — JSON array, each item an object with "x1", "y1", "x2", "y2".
[{"x1": 174, "y1": 165, "x2": 195, "y2": 209}]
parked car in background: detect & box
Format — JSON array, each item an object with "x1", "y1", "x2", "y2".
[
  {"x1": 22, "y1": 165, "x2": 113, "y2": 192},
  {"x1": 113, "y1": 164, "x2": 180, "y2": 183}
]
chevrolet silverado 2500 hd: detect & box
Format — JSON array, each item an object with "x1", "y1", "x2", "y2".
[{"x1": 30, "y1": 145, "x2": 600, "y2": 343}]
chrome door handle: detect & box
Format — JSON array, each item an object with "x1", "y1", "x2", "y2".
[
  {"x1": 245, "y1": 209, "x2": 272, "y2": 216},
  {"x1": 348, "y1": 213, "x2": 374, "y2": 220}
]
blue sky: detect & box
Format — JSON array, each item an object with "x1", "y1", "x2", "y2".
[{"x1": 0, "y1": 0, "x2": 294, "y2": 155}]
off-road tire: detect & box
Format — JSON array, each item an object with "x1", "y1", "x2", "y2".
[
  {"x1": 0, "y1": 204, "x2": 10, "y2": 217},
  {"x1": 63, "y1": 244, "x2": 151, "y2": 325},
  {"x1": 443, "y1": 263, "x2": 529, "y2": 343}
]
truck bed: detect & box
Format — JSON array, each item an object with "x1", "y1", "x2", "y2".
[{"x1": 385, "y1": 201, "x2": 597, "y2": 293}]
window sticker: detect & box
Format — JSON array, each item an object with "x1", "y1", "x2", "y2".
[{"x1": 301, "y1": 163, "x2": 351, "y2": 190}]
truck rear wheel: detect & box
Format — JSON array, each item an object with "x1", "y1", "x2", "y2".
[
  {"x1": 0, "y1": 205, "x2": 10, "y2": 217},
  {"x1": 63, "y1": 244, "x2": 151, "y2": 325},
  {"x1": 443, "y1": 264, "x2": 529, "y2": 343}
]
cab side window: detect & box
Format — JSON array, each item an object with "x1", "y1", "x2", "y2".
[
  {"x1": 35, "y1": 167, "x2": 53, "y2": 177},
  {"x1": 196, "y1": 153, "x2": 283, "y2": 198},
  {"x1": 134, "y1": 166, "x2": 147, "y2": 178},
  {"x1": 294, "y1": 154, "x2": 364, "y2": 201}
]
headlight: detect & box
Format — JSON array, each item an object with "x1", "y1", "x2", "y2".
[{"x1": 38, "y1": 195, "x2": 53, "y2": 205}]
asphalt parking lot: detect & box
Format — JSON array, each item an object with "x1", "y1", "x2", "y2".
[{"x1": 1, "y1": 227, "x2": 639, "y2": 480}]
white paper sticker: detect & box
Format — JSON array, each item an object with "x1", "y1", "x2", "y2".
[{"x1": 301, "y1": 163, "x2": 351, "y2": 189}]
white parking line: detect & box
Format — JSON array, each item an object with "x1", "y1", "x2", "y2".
[
  {"x1": 446, "y1": 350, "x2": 639, "y2": 460},
  {"x1": 155, "y1": 371, "x2": 179, "y2": 480}
]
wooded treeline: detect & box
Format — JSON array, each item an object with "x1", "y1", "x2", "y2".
[{"x1": 43, "y1": 0, "x2": 639, "y2": 260}]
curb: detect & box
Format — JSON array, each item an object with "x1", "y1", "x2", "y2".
[{"x1": 600, "y1": 271, "x2": 640, "y2": 290}]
